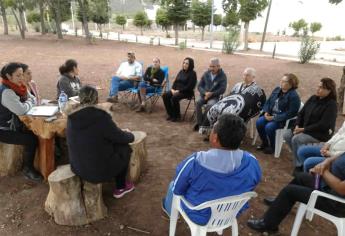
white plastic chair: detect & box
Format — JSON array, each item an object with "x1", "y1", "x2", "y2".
[
  {"x1": 291, "y1": 190, "x2": 345, "y2": 236},
  {"x1": 169, "y1": 192, "x2": 257, "y2": 236},
  {"x1": 252, "y1": 102, "x2": 304, "y2": 158}
]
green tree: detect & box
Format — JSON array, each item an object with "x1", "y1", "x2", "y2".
[
  {"x1": 47, "y1": 0, "x2": 71, "y2": 39},
  {"x1": 27, "y1": 12, "x2": 40, "y2": 24},
  {"x1": 299, "y1": 35, "x2": 320, "y2": 64},
  {"x1": 329, "y1": 0, "x2": 342, "y2": 3},
  {"x1": 221, "y1": 10, "x2": 239, "y2": 28},
  {"x1": 0, "y1": 0, "x2": 10, "y2": 35},
  {"x1": 156, "y1": 8, "x2": 171, "y2": 37},
  {"x1": 213, "y1": 14, "x2": 222, "y2": 27},
  {"x1": 223, "y1": 0, "x2": 268, "y2": 50},
  {"x1": 133, "y1": 11, "x2": 148, "y2": 35},
  {"x1": 310, "y1": 22, "x2": 322, "y2": 35},
  {"x1": 37, "y1": 0, "x2": 46, "y2": 35},
  {"x1": 159, "y1": 0, "x2": 191, "y2": 45},
  {"x1": 89, "y1": 0, "x2": 110, "y2": 38},
  {"x1": 289, "y1": 18, "x2": 308, "y2": 37},
  {"x1": 7, "y1": 0, "x2": 26, "y2": 39},
  {"x1": 191, "y1": 0, "x2": 211, "y2": 41},
  {"x1": 115, "y1": 15, "x2": 126, "y2": 31}
]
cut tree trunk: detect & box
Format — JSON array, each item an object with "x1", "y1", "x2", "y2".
[
  {"x1": 243, "y1": 21, "x2": 249, "y2": 50},
  {"x1": 0, "y1": 143, "x2": 24, "y2": 176},
  {"x1": 45, "y1": 164, "x2": 107, "y2": 226},
  {"x1": 128, "y1": 131, "x2": 147, "y2": 183},
  {"x1": 338, "y1": 66, "x2": 345, "y2": 114},
  {"x1": 174, "y1": 24, "x2": 178, "y2": 45}
]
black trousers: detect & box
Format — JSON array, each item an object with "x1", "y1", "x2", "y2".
[
  {"x1": 264, "y1": 172, "x2": 345, "y2": 228},
  {"x1": 0, "y1": 129, "x2": 38, "y2": 168},
  {"x1": 162, "y1": 91, "x2": 191, "y2": 119}
]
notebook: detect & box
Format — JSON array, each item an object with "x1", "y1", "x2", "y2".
[{"x1": 26, "y1": 106, "x2": 59, "y2": 117}]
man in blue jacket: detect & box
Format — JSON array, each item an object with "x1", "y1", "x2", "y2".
[
  {"x1": 162, "y1": 113, "x2": 262, "y2": 225},
  {"x1": 193, "y1": 58, "x2": 227, "y2": 131}
]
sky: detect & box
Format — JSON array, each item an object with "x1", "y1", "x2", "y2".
[{"x1": 213, "y1": 0, "x2": 345, "y2": 37}]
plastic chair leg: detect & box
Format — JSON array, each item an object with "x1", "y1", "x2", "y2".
[
  {"x1": 336, "y1": 219, "x2": 345, "y2": 236},
  {"x1": 231, "y1": 219, "x2": 238, "y2": 236},
  {"x1": 252, "y1": 130, "x2": 258, "y2": 146},
  {"x1": 274, "y1": 129, "x2": 284, "y2": 158},
  {"x1": 169, "y1": 198, "x2": 179, "y2": 236},
  {"x1": 182, "y1": 99, "x2": 192, "y2": 121},
  {"x1": 291, "y1": 203, "x2": 307, "y2": 236}
]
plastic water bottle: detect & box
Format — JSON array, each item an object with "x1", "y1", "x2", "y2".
[{"x1": 58, "y1": 91, "x2": 68, "y2": 112}]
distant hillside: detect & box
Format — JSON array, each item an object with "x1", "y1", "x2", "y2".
[{"x1": 110, "y1": 0, "x2": 154, "y2": 14}]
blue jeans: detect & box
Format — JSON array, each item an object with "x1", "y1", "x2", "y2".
[
  {"x1": 109, "y1": 76, "x2": 136, "y2": 97},
  {"x1": 162, "y1": 181, "x2": 174, "y2": 216},
  {"x1": 256, "y1": 116, "x2": 279, "y2": 149},
  {"x1": 297, "y1": 144, "x2": 324, "y2": 172},
  {"x1": 139, "y1": 81, "x2": 157, "y2": 94}
]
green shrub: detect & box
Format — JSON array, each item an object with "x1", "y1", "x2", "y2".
[
  {"x1": 222, "y1": 27, "x2": 240, "y2": 54},
  {"x1": 178, "y1": 41, "x2": 186, "y2": 50},
  {"x1": 298, "y1": 35, "x2": 320, "y2": 64}
]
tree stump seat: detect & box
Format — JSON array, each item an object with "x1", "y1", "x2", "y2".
[
  {"x1": 0, "y1": 142, "x2": 24, "y2": 176},
  {"x1": 128, "y1": 131, "x2": 147, "y2": 183},
  {"x1": 44, "y1": 164, "x2": 107, "y2": 226}
]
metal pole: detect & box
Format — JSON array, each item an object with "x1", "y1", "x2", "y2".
[
  {"x1": 260, "y1": 0, "x2": 273, "y2": 51},
  {"x1": 70, "y1": 1, "x2": 75, "y2": 31},
  {"x1": 210, "y1": 0, "x2": 214, "y2": 49}
]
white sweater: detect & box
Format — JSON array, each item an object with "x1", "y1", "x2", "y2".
[{"x1": 327, "y1": 121, "x2": 345, "y2": 157}]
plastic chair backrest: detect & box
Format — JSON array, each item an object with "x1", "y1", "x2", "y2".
[{"x1": 180, "y1": 191, "x2": 257, "y2": 230}]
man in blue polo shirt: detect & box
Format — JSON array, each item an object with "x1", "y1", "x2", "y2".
[{"x1": 162, "y1": 113, "x2": 262, "y2": 225}]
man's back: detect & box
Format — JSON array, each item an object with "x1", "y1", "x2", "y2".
[{"x1": 172, "y1": 149, "x2": 261, "y2": 225}]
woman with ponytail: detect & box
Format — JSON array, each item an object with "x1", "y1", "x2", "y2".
[
  {"x1": 56, "y1": 59, "x2": 81, "y2": 99},
  {"x1": 0, "y1": 62, "x2": 42, "y2": 181}
]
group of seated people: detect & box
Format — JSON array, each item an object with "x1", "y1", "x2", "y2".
[{"x1": 1, "y1": 53, "x2": 345, "y2": 235}]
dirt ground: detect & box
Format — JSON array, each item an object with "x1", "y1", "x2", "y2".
[{"x1": 0, "y1": 34, "x2": 344, "y2": 236}]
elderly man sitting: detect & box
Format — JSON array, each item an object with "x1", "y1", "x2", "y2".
[
  {"x1": 193, "y1": 58, "x2": 227, "y2": 131},
  {"x1": 107, "y1": 51, "x2": 143, "y2": 103}
]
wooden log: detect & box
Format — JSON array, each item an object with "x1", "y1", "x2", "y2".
[
  {"x1": 128, "y1": 131, "x2": 147, "y2": 183},
  {"x1": 0, "y1": 143, "x2": 24, "y2": 176},
  {"x1": 45, "y1": 164, "x2": 107, "y2": 226}
]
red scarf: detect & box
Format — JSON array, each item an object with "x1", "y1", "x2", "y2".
[{"x1": 2, "y1": 79, "x2": 28, "y2": 102}]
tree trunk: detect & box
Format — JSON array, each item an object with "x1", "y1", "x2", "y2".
[
  {"x1": 127, "y1": 131, "x2": 147, "y2": 183},
  {"x1": 165, "y1": 27, "x2": 168, "y2": 38},
  {"x1": 122, "y1": 24, "x2": 124, "y2": 31},
  {"x1": 0, "y1": 1, "x2": 8, "y2": 35},
  {"x1": 52, "y1": 0, "x2": 63, "y2": 39},
  {"x1": 77, "y1": 0, "x2": 91, "y2": 44},
  {"x1": 140, "y1": 26, "x2": 143, "y2": 35},
  {"x1": 0, "y1": 143, "x2": 24, "y2": 176},
  {"x1": 243, "y1": 21, "x2": 249, "y2": 50},
  {"x1": 337, "y1": 66, "x2": 345, "y2": 114},
  {"x1": 45, "y1": 164, "x2": 107, "y2": 226},
  {"x1": 174, "y1": 23, "x2": 178, "y2": 45},
  {"x1": 98, "y1": 24, "x2": 102, "y2": 38},
  {"x1": 11, "y1": 8, "x2": 25, "y2": 39},
  {"x1": 201, "y1": 27, "x2": 205, "y2": 41},
  {"x1": 39, "y1": 0, "x2": 46, "y2": 35}
]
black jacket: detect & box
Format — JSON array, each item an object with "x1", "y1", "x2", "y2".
[
  {"x1": 296, "y1": 95, "x2": 337, "y2": 141},
  {"x1": 172, "y1": 70, "x2": 197, "y2": 97},
  {"x1": 67, "y1": 106, "x2": 134, "y2": 183},
  {"x1": 143, "y1": 66, "x2": 165, "y2": 86}
]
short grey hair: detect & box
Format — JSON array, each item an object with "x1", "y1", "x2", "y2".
[
  {"x1": 244, "y1": 67, "x2": 256, "y2": 77},
  {"x1": 210, "y1": 58, "x2": 220, "y2": 66}
]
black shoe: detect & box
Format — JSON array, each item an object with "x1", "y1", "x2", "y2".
[
  {"x1": 247, "y1": 218, "x2": 278, "y2": 233},
  {"x1": 256, "y1": 144, "x2": 267, "y2": 150},
  {"x1": 193, "y1": 123, "x2": 199, "y2": 131},
  {"x1": 170, "y1": 117, "x2": 180, "y2": 122},
  {"x1": 263, "y1": 196, "x2": 276, "y2": 206},
  {"x1": 22, "y1": 167, "x2": 43, "y2": 182},
  {"x1": 166, "y1": 116, "x2": 172, "y2": 121},
  {"x1": 292, "y1": 166, "x2": 303, "y2": 177},
  {"x1": 263, "y1": 147, "x2": 274, "y2": 154}
]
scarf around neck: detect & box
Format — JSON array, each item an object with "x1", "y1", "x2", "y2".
[{"x1": 2, "y1": 79, "x2": 28, "y2": 102}]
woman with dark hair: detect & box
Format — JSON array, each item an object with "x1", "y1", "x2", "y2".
[
  {"x1": 162, "y1": 57, "x2": 197, "y2": 122},
  {"x1": 256, "y1": 73, "x2": 301, "y2": 154},
  {"x1": 67, "y1": 85, "x2": 135, "y2": 199},
  {"x1": 284, "y1": 77, "x2": 338, "y2": 174},
  {"x1": 0, "y1": 62, "x2": 42, "y2": 181},
  {"x1": 56, "y1": 59, "x2": 81, "y2": 99},
  {"x1": 20, "y1": 63, "x2": 40, "y2": 105}
]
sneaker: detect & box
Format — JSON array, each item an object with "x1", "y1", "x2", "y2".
[
  {"x1": 22, "y1": 166, "x2": 43, "y2": 182},
  {"x1": 192, "y1": 123, "x2": 199, "y2": 132},
  {"x1": 136, "y1": 105, "x2": 145, "y2": 113},
  {"x1": 113, "y1": 181, "x2": 135, "y2": 199},
  {"x1": 106, "y1": 96, "x2": 118, "y2": 103}
]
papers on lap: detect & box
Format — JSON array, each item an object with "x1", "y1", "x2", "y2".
[{"x1": 26, "y1": 106, "x2": 59, "y2": 116}]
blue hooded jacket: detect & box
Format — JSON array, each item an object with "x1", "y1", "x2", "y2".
[{"x1": 172, "y1": 150, "x2": 261, "y2": 225}]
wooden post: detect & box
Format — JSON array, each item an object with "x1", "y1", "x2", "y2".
[
  {"x1": 128, "y1": 131, "x2": 147, "y2": 183},
  {"x1": 337, "y1": 66, "x2": 345, "y2": 114}
]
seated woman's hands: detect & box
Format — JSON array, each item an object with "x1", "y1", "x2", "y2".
[
  {"x1": 171, "y1": 89, "x2": 179, "y2": 95},
  {"x1": 264, "y1": 112, "x2": 274, "y2": 121},
  {"x1": 310, "y1": 158, "x2": 332, "y2": 176},
  {"x1": 293, "y1": 126, "x2": 304, "y2": 135},
  {"x1": 320, "y1": 143, "x2": 331, "y2": 157}
]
